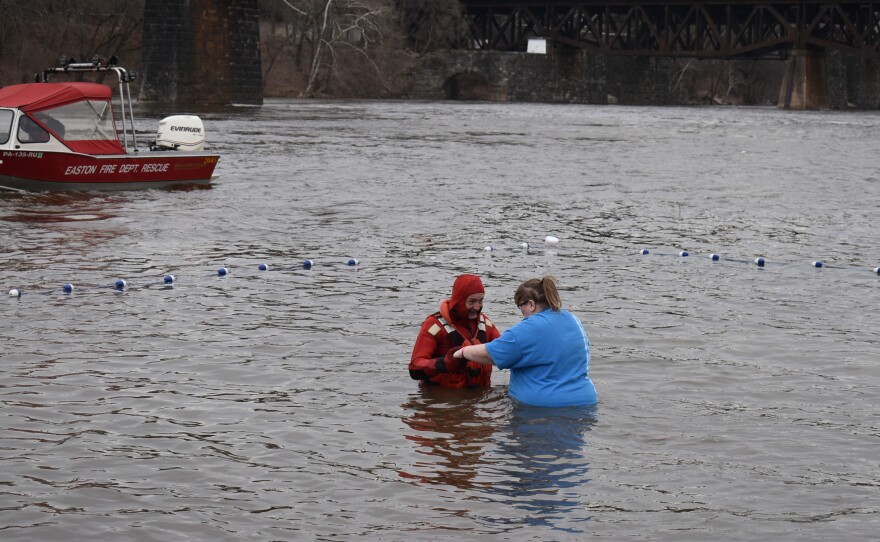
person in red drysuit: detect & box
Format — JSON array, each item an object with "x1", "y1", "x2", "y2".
[{"x1": 409, "y1": 274, "x2": 501, "y2": 388}]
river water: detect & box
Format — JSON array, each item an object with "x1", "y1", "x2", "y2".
[{"x1": 1, "y1": 100, "x2": 878, "y2": 540}]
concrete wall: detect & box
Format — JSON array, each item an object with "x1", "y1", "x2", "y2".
[
  {"x1": 605, "y1": 56, "x2": 679, "y2": 105},
  {"x1": 407, "y1": 49, "x2": 689, "y2": 106},
  {"x1": 840, "y1": 54, "x2": 880, "y2": 109},
  {"x1": 411, "y1": 47, "x2": 880, "y2": 109},
  {"x1": 407, "y1": 48, "x2": 607, "y2": 104},
  {"x1": 140, "y1": 0, "x2": 262, "y2": 106}
]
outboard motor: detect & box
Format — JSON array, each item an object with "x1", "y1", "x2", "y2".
[{"x1": 154, "y1": 115, "x2": 206, "y2": 151}]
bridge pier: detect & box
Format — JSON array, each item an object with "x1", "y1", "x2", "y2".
[
  {"x1": 828, "y1": 51, "x2": 880, "y2": 109},
  {"x1": 851, "y1": 57, "x2": 880, "y2": 108},
  {"x1": 140, "y1": 0, "x2": 262, "y2": 106},
  {"x1": 778, "y1": 49, "x2": 829, "y2": 110}
]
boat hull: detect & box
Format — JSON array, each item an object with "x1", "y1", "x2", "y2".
[{"x1": 0, "y1": 150, "x2": 219, "y2": 192}]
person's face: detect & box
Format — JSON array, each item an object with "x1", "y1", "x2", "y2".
[
  {"x1": 465, "y1": 293, "x2": 484, "y2": 319},
  {"x1": 517, "y1": 299, "x2": 537, "y2": 317}
]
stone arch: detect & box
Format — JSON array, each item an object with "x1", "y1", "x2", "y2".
[
  {"x1": 407, "y1": 50, "x2": 606, "y2": 103},
  {"x1": 444, "y1": 71, "x2": 497, "y2": 100}
]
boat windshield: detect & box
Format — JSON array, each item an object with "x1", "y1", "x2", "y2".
[
  {"x1": 32, "y1": 99, "x2": 116, "y2": 142},
  {"x1": 0, "y1": 110, "x2": 12, "y2": 145},
  {"x1": 17, "y1": 116, "x2": 50, "y2": 143}
]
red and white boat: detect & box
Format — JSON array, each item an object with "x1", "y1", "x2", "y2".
[{"x1": 0, "y1": 57, "x2": 219, "y2": 192}]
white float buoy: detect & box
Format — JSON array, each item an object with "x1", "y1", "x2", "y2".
[
  {"x1": 544, "y1": 235, "x2": 559, "y2": 244},
  {"x1": 874, "y1": 267, "x2": 880, "y2": 275},
  {"x1": 483, "y1": 246, "x2": 494, "y2": 252},
  {"x1": 520, "y1": 242, "x2": 530, "y2": 250},
  {"x1": 9, "y1": 289, "x2": 20, "y2": 297}
]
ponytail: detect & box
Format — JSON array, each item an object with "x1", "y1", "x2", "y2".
[
  {"x1": 514, "y1": 275, "x2": 562, "y2": 311},
  {"x1": 542, "y1": 276, "x2": 562, "y2": 310}
]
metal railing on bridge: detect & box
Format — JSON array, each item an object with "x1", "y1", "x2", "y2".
[{"x1": 457, "y1": 1, "x2": 880, "y2": 58}]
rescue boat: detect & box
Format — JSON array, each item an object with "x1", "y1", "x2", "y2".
[{"x1": 0, "y1": 56, "x2": 219, "y2": 192}]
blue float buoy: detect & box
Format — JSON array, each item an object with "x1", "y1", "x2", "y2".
[
  {"x1": 347, "y1": 258, "x2": 359, "y2": 266},
  {"x1": 303, "y1": 259, "x2": 314, "y2": 270},
  {"x1": 755, "y1": 257, "x2": 765, "y2": 267},
  {"x1": 640, "y1": 249, "x2": 650, "y2": 255},
  {"x1": 115, "y1": 279, "x2": 126, "y2": 290},
  {"x1": 874, "y1": 267, "x2": 880, "y2": 275},
  {"x1": 258, "y1": 263, "x2": 269, "y2": 271},
  {"x1": 812, "y1": 261, "x2": 823, "y2": 268},
  {"x1": 711, "y1": 253, "x2": 720, "y2": 261},
  {"x1": 679, "y1": 251, "x2": 689, "y2": 257},
  {"x1": 63, "y1": 283, "x2": 74, "y2": 293},
  {"x1": 164, "y1": 274, "x2": 175, "y2": 284},
  {"x1": 218, "y1": 267, "x2": 228, "y2": 276}
]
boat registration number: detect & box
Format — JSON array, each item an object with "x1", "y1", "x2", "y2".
[{"x1": 2, "y1": 151, "x2": 43, "y2": 158}]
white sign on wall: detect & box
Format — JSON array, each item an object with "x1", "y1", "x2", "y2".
[{"x1": 527, "y1": 39, "x2": 547, "y2": 54}]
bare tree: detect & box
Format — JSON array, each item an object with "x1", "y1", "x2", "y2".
[
  {"x1": 396, "y1": 0, "x2": 460, "y2": 54},
  {"x1": 668, "y1": 59, "x2": 696, "y2": 105},
  {"x1": 261, "y1": 0, "x2": 409, "y2": 98},
  {"x1": 0, "y1": 0, "x2": 143, "y2": 86},
  {"x1": 304, "y1": 0, "x2": 335, "y2": 96},
  {"x1": 694, "y1": 59, "x2": 779, "y2": 106}
]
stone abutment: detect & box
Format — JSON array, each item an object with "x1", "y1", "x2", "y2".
[
  {"x1": 409, "y1": 48, "x2": 880, "y2": 110},
  {"x1": 140, "y1": 0, "x2": 262, "y2": 106}
]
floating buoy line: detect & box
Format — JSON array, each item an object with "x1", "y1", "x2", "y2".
[
  {"x1": 4, "y1": 238, "x2": 878, "y2": 301},
  {"x1": 636, "y1": 248, "x2": 879, "y2": 274},
  {"x1": 4, "y1": 257, "x2": 363, "y2": 300}
]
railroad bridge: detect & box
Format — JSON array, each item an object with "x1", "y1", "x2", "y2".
[
  {"x1": 411, "y1": 1, "x2": 880, "y2": 108},
  {"x1": 139, "y1": 1, "x2": 880, "y2": 109}
]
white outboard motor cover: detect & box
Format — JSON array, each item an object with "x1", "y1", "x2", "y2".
[{"x1": 155, "y1": 115, "x2": 206, "y2": 151}]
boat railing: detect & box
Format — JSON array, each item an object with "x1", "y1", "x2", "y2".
[{"x1": 40, "y1": 55, "x2": 139, "y2": 152}]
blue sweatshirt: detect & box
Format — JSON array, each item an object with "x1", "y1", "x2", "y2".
[{"x1": 486, "y1": 308, "x2": 597, "y2": 407}]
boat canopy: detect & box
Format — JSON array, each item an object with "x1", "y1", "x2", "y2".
[{"x1": 0, "y1": 82, "x2": 124, "y2": 155}]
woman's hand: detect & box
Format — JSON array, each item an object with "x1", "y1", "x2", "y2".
[
  {"x1": 443, "y1": 347, "x2": 467, "y2": 372},
  {"x1": 456, "y1": 345, "x2": 493, "y2": 365}
]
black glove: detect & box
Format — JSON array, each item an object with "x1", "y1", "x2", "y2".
[{"x1": 442, "y1": 346, "x2": 467, "y2": 373}]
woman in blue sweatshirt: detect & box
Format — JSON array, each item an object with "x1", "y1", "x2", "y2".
[{"x1": 452, "y1": 276, "x2": 597, "y2": 407}]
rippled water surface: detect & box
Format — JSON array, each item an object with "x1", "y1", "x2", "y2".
[{"x1": 2, "y1": 101, "x2": 879, "y2": 540}]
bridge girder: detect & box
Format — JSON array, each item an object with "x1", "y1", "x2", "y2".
[{"x1": 458, "y1": 1, "x2": 880, "y2": 58}]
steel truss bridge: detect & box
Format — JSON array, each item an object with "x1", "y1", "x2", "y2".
[{"x1": 458, "y1": 1, "x2": 880, "y2": 58}]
